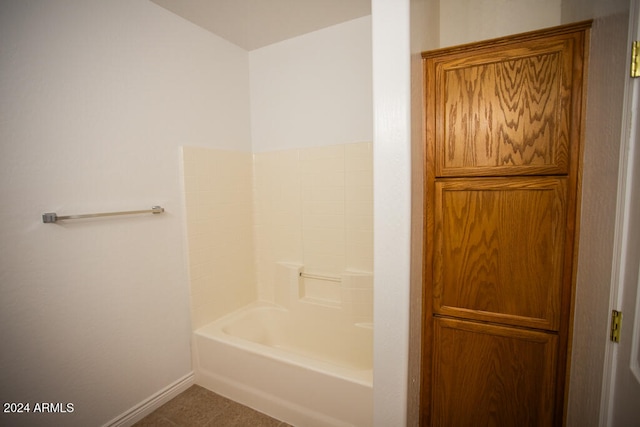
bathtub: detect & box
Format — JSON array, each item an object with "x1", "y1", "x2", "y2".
[{"x1": 193, "y1": 300, "x2": 373, "y2": 427}]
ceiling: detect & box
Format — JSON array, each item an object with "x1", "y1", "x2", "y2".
[{"x1": 150, "y1": 0, "x2": 371, "y2": 51}]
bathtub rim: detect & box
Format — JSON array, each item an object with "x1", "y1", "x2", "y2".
[{"x1": 194, "y1": 300, "x2": 374, "y2": 388}]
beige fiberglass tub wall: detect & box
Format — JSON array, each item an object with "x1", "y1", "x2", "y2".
[{"x1": 182, "y1": 142, "x2": 374, "y2": 426}]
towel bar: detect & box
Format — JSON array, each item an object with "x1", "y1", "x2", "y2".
[{"x1": 42, "y1": 206, "x2": 164, "y2": 223}]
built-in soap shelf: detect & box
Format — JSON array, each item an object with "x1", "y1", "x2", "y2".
[{"x1": 275, "y1": 262, "x2": 373, "y2": 323}]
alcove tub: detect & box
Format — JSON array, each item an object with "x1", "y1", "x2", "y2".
[{"x1": 193, "y1": 300, "x2": 373, "y2": 427}]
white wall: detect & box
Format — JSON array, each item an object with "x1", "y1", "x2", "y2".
[
  {"x1": 562, "y1": 0, "x2": 629, "y2": 22},
  {"x1": 249, "y1": 16, "x2": 373, "y2": 152},
  {"x1": 0, "y1": 1, "x2": 251, "y2": 425},
  {"x1": 407, "y1": 1, "x2": 439, "y2": 424},
  {"x1": 439, "y1": 0, "x2": 561, "y2": 47},
  {"x1": 372, "y1": 0, "x2": 412, "y2": 425}
]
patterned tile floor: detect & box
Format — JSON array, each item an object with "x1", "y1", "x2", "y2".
[{"x1": 133, "y1": 385, "x2": 292, "y2": 427}]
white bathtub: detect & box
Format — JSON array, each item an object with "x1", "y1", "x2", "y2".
[{"x1": 193, "y1": 300, "x2": 373, "y2": 427}]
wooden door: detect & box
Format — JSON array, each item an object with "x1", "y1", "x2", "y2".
[{"x1": 421, "y1": 22, "x2": 590, "y2": 426}]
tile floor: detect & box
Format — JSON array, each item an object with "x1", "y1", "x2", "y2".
[{"x1": 133, "y1": 385, "x2": 292, "y2": 427}]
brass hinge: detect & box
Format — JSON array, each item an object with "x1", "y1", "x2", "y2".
[
  {"x1": 632, "y1": 41, "x2": 640, "y2": 78},
  {"x1": 611, "y1": 310, "x2": 623, "y2": 343}
]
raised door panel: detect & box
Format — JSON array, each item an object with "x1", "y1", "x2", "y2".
[
  {"x1": 433, "y1": 177, "x2": 567, "y2": 330},
  {"x1": 427, "y1": 34, "x2": 581, "y2": 177},
  {"x1": 431, "y1": 317, "x2": 558, "y2": 427}
]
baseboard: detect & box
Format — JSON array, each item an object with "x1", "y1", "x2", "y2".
[{"x1": 102, "y1": 372, "x2": 194, "y2": 427}]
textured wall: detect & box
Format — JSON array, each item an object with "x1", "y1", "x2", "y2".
[
  {"x1": 561, "y1": 5, "x2": 630, "y2": 426},
  {"x1": 439, "y1": 0, "x2": 561, "y2": 47}
]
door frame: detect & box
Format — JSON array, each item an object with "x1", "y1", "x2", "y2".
[{"x1": 600, "y1": 0, "x2": 640, "y2": 424}]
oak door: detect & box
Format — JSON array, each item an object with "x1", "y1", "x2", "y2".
[{"x1": 421, "y1": 22, "x2": 590, "y2": 427}]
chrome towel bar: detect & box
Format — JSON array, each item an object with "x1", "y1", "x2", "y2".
[
  {"x1": 42, "y1": 206, "x2": 164, "y2": 223},
  {"x1": 299, "y1": 272, "x2": 342, "y2": 283}
]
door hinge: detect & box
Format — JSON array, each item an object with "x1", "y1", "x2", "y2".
[
  {"x1": 632, "y1": 41, "x2": 640, "y2": 78},
  {"x1": 611, "y1": 310, "x2": 623, "y2": 343}
]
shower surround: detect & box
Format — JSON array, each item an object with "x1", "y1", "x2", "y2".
[{"x1": 181, "y1": 142, "x2": 373, "y2": 425}]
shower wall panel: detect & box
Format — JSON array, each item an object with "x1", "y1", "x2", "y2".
[
  {"x1": 183, "y1": 142, "x2": 372, "y2": 323},
  {"x1": 182, "y1": 147, "x2": 256, "y2": 329},
  {"x1": 254, "y1": 142, "x2": 373, "y2": 302}
]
